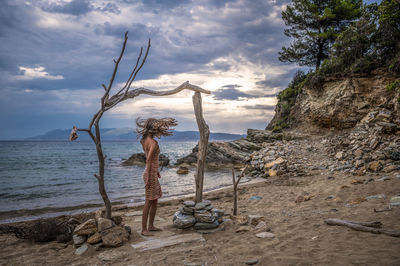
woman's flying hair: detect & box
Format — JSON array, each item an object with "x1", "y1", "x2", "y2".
[{"x1": 136, "y1": 117, "x2": 178, "y2": 139}]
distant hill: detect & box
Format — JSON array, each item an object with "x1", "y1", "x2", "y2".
[{"x1": 27, "y1": 128, "x2": 246, "y2": 141}]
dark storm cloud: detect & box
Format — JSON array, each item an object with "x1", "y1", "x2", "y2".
[
  {"x1": 213, "y1": 85, "x2": 259, "y2": 101},
  {"x1": 0, "y1": 0, "x2": 295, "y2": 138},
  {"x1": 41, "y1": 0, "x2": 93, "y2": 16}
]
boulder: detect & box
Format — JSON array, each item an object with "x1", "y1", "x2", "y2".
[
  {"x1": 121, "y1": 153, "x2": 169, "y2": 167},
  {"x1": 194, "y1": 212, "x2": 215, "y2": 223},
  {"x1": 173, "y1": 211, "x2": 196, "y2": 229},
  {"x1": 367, "y1": 161, "x2": 383, "y2": 172},
  {"x1": 74, "y1": 219, "x2": 97, "y2": 236},
  {"x1": 73, "y1": 234, "x2": 86, "y2": 246},
  {"x1": 176, "y1": 166, "x2": 189, "y2": 175},
  {"x1": 74, "y1": 243, "x2": 89, "y2": 256},
  {"x1": 101, "y1": 226, "x2": 129, "y2": 247},
  {"x1": 194, "y1": 220, "x2": 219, "y2": 230},
  {"x1": 97, "y1": 218, "x2": 113, "y2": 232},
  {"x1": 87, "y1": 232, "x2": 102, "y2": 244}
]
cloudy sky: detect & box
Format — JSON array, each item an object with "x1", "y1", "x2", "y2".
[{"x1": 0, "y1": 0, "x2": 379, "y2": 139}]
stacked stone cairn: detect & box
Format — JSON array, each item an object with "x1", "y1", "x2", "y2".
[
  {"x1": 173, "y1": 200, "x2": 224, "y2": 231},
  {"x1": 72, "y1": 212, "x2": 131, "y2": 255}
]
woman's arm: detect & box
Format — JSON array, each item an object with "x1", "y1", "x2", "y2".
[{"x1": 145, "y1": 141, "x2": 156, "y2": 184}]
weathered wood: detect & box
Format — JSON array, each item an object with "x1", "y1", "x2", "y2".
[
  {"x1": 73, "y1": 32, "x2": 210, "y2": 219},
  {"x1": 232, "y1": 166, "x2": 247, "y2": 215},
  {"x1": 325, "y1": 218, "x2": 400, "y2": 237},
  {"x1": 192, "y1": 91, "x2": 210, "y2": 203}
]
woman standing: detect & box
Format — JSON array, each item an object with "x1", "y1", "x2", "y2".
[{"x1": 136, "y1": 117, "x2": 177, "y2": 236}]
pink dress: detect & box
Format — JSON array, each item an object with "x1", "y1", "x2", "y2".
[{"x1": 143, "y1": 141, "x2": 162, "y2": 200}]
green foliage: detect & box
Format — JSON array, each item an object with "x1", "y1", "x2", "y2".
[
  {"x1": 278, "y1": 70, "x2": 307, "y2": 102},
  {"x1": 279, "y1": 0, "x2": 363, "y2": 69},
  {"x1": 308, "y1": 0, "x2": 400, "y2": 77},
  {"x1": 387, "y1": 80, "x2": 400, "y2": 91}
]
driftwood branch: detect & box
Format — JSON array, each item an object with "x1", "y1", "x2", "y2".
[
  {"x1": 193, "y1": 91, "x2": 210, "y2": 203},
  {"x1": 232, "y1": 166, "x2": 247, "y2": 215},
  {"x1": 325, "y1": 218, "x2": 400, "y2": 237}
]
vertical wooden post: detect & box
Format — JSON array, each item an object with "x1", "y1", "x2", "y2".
[{"x1": 192, "y1": 91, "x2": 210, "y2": 203}]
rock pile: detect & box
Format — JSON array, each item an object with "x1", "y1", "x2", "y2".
[
  {"x1": 245, "y1": 108, "x2": 399, "y2": 178},
  {"x1": 173, "y1": 200, "x2": 224, "y2": 231},
  {"x1": 72, "y1": 214, "x2": 131, "y2": 255},
  {"x1": 324, "y1": 109, "x2": 400, "y2": 175}
]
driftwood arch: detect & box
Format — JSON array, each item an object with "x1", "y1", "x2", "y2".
[{"x1": 71, "y1": 32, "x2": 210, "y2": 219}]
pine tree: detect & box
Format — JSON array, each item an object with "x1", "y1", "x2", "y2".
[{"x1": 278, "y1": 0, "x2": 363, "y2": 70}]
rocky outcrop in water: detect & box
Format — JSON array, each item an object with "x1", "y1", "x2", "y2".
[
  {"x1": 175, "y1": 129, "x2": 306, "y2": 168},
  {"x1": 121, "y1": 153, "x2": 169, "y2": 167}
]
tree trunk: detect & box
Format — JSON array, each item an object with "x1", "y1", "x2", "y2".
[
  {"x1": 192, "y1": 92, "x2": 210, "y2": 203},
  {"x1": 94, "y1": 121, "x2": 112, "y2": 219}
]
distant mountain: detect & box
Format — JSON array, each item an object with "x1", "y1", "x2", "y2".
[{"x1": 27, "y1": 128, "x2": 246, "y2": 141}]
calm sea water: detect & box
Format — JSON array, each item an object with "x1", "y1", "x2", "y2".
[{"x1": 0, "y1": 140, "x2": 233, "y2": 223}]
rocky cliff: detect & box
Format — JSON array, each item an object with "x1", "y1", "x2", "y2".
[{"x1": 267, "y1": 71, "x2": 400, "y2": 133}]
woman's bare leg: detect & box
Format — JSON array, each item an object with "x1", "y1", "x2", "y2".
[
  {"x1": 141, "y1": 199, "x2": 153, "y2": 236},
  {"x1": 148, "y1": 199, "x2": 162, "y2": 231}
]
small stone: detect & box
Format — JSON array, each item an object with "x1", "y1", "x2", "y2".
[
  {"x1": 101, "y1": 226, "x2": 129, "y2": 247},
  {"x1": 204, "y1": 204, "x2": 213, "y2": 211},
  {"x1": 74, "y1": 219, "x2": 97, "y2": 236},
  {"x1": 268, "y1": 169, "x2": 278, "y2": 177},
  {"x1": 264, "y1": 157, "x2": 285, "y2": 168},
  {"x1": 326, "y1": 195, "x2": 335, "y2": 200},
  {"x1": 184, "y1": 200, "x2": 196, "y2": 207},
  {"x1": 353, "y1": 149, "x2": 363, "y2": 157},
  {"x1": 74, "y1": 243, "x2": 89, "y2": 256},
  {"x1": 255, "y1": 232, "x2": 275, "y2": 239},
  {"x1": 233, "y1": 215, "x2": 248, "y2": 225},
  {"x1": 355, "y1": 160, "x2": 364, "y2": 168},
  {"x1": 248, "y1": 215, "x2": 264, "y2": 226},
  {"x1": 194, "y1": 200, "x2": 210, "y2": 210},
  {"x1": 335, "y1": 151, "x2": 344, "y2": 160},
  {"x1": 212, "y1": 209, "x2": 224, "y2": 219},
  {"x1": 377, "y1": 176, "x2": 391, "y2": 181},
  {"x1": 249, "y1": 196, "x2": 262, "y2": 201},
  {"x1": 97, "y1": 218, "x2": 113, "y2": 232},
  {"x1": 194, "y1": 220, "x2": 219, "y2": 230},
  {"x1": 245, "y1": 259, "x2": 259, "y2": 265},
  {"x1": 182, "y1": 207, "x2": 195, "y2": 215},
  {"x1": 366, "y1": 194, "x2": 386, "y2": 200},
  {"x1": 177, "y1": 166, "x2": 189, "y2": 174},
  {"x1": 236, "y1": 226, "x2": 250, "y2": 233},
  {"x1": 87, "y1": 232, "x2": 102, "y2": 244},
  {"x1": 384, "y1": 165, "x2": 399, "y2": 173},
  {"x1": 254, "y1": 221, "x2": 270, "y2": 232},
  {"x1": 368, "y1": 161, "x2": 383, "y2": 172},
  {"x1": 73, "y1": 234, "x2": 86, "y2": 246},
  {"x1": 94, "y1": 242, "x2": 103, "y2": 251},
  {"x1": 194, "y1": 212, "x2": 215, "y2": 223},
  {"x1": 390, "y1": 196, "x2": 400, "y2": 207},
  {"x1": 390, "y1": 152, "x2": 400, "y2": 161}
]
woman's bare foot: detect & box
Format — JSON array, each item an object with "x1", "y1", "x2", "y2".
[
  {"x1": 148, "y1": 226, "x2": 162, "y2": 231},
  {"x1": 141, "y1": 230, "x2": 154, "y2": 236}
]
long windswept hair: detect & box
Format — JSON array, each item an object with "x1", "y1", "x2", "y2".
[{"x1": 135, "y1": 117, "x2": 178, "y2": 140}]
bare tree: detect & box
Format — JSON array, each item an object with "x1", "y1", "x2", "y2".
[{"x1": 71, "y1": 32, "x2": 210, "y2": 219}]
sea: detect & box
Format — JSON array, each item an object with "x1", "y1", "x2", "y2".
[{"x1": 0, "y1": 140, "x2": 234, "y2": 224}]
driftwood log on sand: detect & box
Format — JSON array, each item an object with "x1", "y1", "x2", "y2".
[{"x1": 325, "y1": 218, "x2": 400, "y2": 237}]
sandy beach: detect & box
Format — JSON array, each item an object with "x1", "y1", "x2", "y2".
[{"x1": 1, "y1": 167, "x2": 399, "y2": 265}]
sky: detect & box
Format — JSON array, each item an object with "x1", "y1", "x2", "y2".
[{"x1": 0, "y1": 0, "x2": 380, "y2": 139}]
